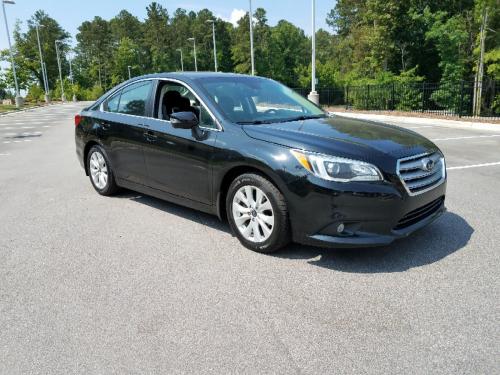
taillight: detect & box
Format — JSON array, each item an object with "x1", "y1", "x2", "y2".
[{"x1": 74, "y1": 114, "x2": 82, "y2": 127}]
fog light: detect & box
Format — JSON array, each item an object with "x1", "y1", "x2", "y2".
[{"x1": 337, "y1": 223, "x2": 345, "y2": 234}]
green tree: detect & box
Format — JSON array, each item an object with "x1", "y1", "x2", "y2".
[
  {"x1": 76, "y1": 16, "x2": 113, "y2": 89},
  {"x1": 268, "y1": 20, "x2": 308, "y2": 85},
  {"x1": 111, "y1": 37, "x2": 140, "y2": 85},
  {"x1": 143, "y1": 2, "x2": 171, "y2": 72},
  {"x1": 0, "y1": 11, "x2": 70, "y2": 92}
]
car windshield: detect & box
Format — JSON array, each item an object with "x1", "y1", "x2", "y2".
[{"x1": 197, "y1": 76, "x2": 326, "y2": 124}]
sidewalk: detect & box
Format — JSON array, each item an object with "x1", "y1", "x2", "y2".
[{"x1": 330, "y1": 111, "x2": 500, "y2": 132}]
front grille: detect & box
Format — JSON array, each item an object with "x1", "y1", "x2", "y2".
[
  {"x1": 394, "y1": 196, "x2": 444, "y2": 230},
  {"x1": 397, "y1": 153, "x2": 445, "y2": 195}
]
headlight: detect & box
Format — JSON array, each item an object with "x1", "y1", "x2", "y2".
[{"x1": 291, "y1": 150, "x2": 383, "y2": 182}]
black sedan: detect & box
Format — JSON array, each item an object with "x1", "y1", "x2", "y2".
[{"x1": 75, "y1": 73, "x2": 446, "y2": 253}]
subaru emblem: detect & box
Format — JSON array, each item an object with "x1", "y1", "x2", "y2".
[{"x1": 421, "y1": 158, "x2": 435, "y2": 171}]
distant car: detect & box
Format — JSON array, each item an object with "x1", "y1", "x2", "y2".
[{"x1": 75, "y1": 73, "x2": 446, "y2": 253}]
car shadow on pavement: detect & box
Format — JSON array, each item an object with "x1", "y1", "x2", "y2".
[
  {"x1": 275, "y1": 212, "x2": 473, "y2": 273},
  {"x1": 116, "y1": 190, "x2": 231, "y2": 234},
  {"x1": 113, "y1": 191, "x2": 472, "y2": 272}
]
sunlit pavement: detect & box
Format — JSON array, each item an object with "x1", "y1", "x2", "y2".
[{"x1": 0, "y1": 103, "x2": 499, "y2": 374}]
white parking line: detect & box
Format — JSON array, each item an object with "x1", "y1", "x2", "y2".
[
  {"x1": 448, "y1": 162, "x2": 500, "y2": 170},
  {"x1": 0, "y1": 153, "x2": 10, "y2": 156},
  {"x1": 2, "y1": 139, "x2": 33, "y2": 144},
  {"x1": 408, "y1": 125, "x2": 435, "y2": 129},
  {"x1": 433, "y1": 134, "x2": 500, "y2": 141}
]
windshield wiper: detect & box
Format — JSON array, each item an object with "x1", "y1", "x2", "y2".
[
  {"x1": 236, "y1": 115, "x2": 326, "y2": 125},
  {"x1": 276, "y1": 114, "x2": 326, "y2": 123},
  {"x1": 236, "y1": 120, "x2": 272, "y2": 125}
]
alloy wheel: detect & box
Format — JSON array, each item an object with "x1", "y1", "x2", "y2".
[
  {"x1": 232, "y1": 185, "x2": 275, "y2": 243},
  {"x1": 89, "y1": 151, "x2": 108, "y2": 190}
]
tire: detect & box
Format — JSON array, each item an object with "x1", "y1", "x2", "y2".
[
  {"x1": 226, "y1": 173, "x2": 290, "y2": 253},
  {"x1": 86, "y1": 145, "x2": 118, "y2": 196}
]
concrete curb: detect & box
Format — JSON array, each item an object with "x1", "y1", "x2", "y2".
[
  {"x1": 331, "y1": 112, "x2": 500, "y2": 132},
  {"x1": 0, "y1": 101, "x2": 86, "y2": 117},
  {"x1": 0, "y1": 103, "x2": 54, "y2": 117}
]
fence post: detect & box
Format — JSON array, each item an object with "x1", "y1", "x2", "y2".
[
  {"x1": 366, "y1": 85, "x2": 370, "y2": 109},
  {"x1": 391, "y1": 82, "x2": 395, "y2": 111},
  {"x1": 345, "y1": 86, "x2": 349, "y2": 110},
  {"x1": 421, "y1": 82, "x2": 426, "y2": 113},
  {"x1": 458, "y1": 81, "x2": 465, "y2": 118}
]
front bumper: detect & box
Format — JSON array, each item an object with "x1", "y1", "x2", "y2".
[{"x1": 286, "y1": 174, "x2": 447, "y2": 248}]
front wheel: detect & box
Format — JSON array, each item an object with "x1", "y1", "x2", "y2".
[{"x1": 226, "y1": 173, "x2": 290, "y2": 253}]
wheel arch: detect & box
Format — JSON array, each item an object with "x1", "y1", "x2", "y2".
[{"x1": 215, "y1": 164, "x2": 287, "y2": 221}]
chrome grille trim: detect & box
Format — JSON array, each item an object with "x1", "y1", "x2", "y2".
[{"x1": 397, "y1": 152, "x2": 446, "y2": 196}]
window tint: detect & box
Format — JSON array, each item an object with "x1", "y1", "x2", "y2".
[
  {"x1": 157, "y1": 82, "x2": 217, "y2": 129},
  {"x1": 199, "y1": 105, "x2": 216, "y2": 129},
  {"x1": 117, "y1": 81, "x2": 153, "y2": 116},
  {"x1": 199, "y1": 77, "x2": 325, "y2": 123},
  {"x1": 105, "y1": 91, "x2": 121, "y2": 113}
]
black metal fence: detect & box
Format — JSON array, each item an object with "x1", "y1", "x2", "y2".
[{"x1": 293, "y1": 79, "x2": 500, "y2": 119}]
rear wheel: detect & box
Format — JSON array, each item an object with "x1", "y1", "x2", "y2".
[
  {"x1": 87, "y1": 145, "x2": 118, "y2": 196},
  {"x1": 226, "y1": 173, "x2": 290, "y2": 253}
]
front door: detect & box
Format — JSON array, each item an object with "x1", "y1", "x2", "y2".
[{"x1": 142, "y1": 81, "x2": 219, "y2": 205}]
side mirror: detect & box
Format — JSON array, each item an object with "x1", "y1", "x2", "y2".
[{"x1": 170, "y1": 111, "x2": 199, "y2": 129}]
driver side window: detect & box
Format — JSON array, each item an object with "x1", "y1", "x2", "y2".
[{"x1": 156, "y1": 81, "x2": 217, "y2": 129}]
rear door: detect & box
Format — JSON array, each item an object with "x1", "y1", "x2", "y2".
[
  {"x1": 142, "y1": 80, "x2": 220, "y2": 205},
  {"x1": 99, "y1": 80, "x2": 155, "y2": 185}
]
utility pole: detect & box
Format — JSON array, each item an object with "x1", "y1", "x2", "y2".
[
  {"x1": 2, "y1": 0, "x2": 22, "y2": 108},
  {"x1": 176, "y1": 48, "x2": 184, "y2": 71},
  {"x1": 206, "y1": 20, "x2": 218, "y2": 72},
  {"x1": 188, "y1": 37, "x2": 197, "y2": 72},
  {"x1": 128, "y1": 65, "x2": 132, "y2": 80},
  {"x1": 307, "y1": 0, "x2": 319, "y2": 104},
  {"x1": 249, "y1": 0, "x2": 255, "y2": 75},
  {"x1": 35, "y1": 24, "x2": 49, "y2": 103},
  {"x1": 473, "y1": 6, "x2": 489, "y2": 117},
  {"x1": 55, "y1": 40, "x2": 66, "y2": 102}
]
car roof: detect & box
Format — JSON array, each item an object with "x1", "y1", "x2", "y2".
[
  {"x1": 131, "y1": 71, "x2": 259, "y2": 83},
  {"x1": 93, "y1": 72, "x2": 270, "y2": 107}
]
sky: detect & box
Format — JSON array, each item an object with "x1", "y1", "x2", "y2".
[{"x1": 0, "y1": 0, "x2": 335, "y2": 50}]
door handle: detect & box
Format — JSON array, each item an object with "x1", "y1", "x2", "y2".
[{"x1": 144, "y1": 130, "x2": 157, "y2": 141}]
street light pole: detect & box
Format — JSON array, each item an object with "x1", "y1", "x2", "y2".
[
  {"x1": 127, "y1": 65, "x2": 131, "y2": 80},
  {"x1": 176, "y1": 49, "x2": 184, "y2": 72},
  {"x1": 55, "y1": 40, "x2": 66, "y2": 102},
  {"x1": 307, "y1": 0, "x2": 319, "y2": 104},
  {"x1": 42, "y1": 62, "x2": 49, "y2": 95},
  {"x1": 35, "y1": 24, "x2": 49, "y2": 103},
  {"x1": 188, "y1": 37, "x2": 197, "y2": 72},
  {"x1": 2, "y1": 0, "x2": 22, "y2": 108},
  {"x1": 68, "y1": 52, "x2": 76, "y2": 102},
  {"x1": 206, "y1": 20, "x2": 218, "y2": 72},
  {"x1": 249, "y1": 0, "x2": 255, "y2": 75}
]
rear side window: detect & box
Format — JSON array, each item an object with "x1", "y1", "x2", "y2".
[
  {"x1": 117, "y1": 81, "x2": 153, "y2": 116},
  {"x1": 105, "y1": 91, "x2": 121, "y2": 113}
]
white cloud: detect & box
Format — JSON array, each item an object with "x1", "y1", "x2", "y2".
[{"x1": 229, "y1": 9, "x2": 246, "y2": 26}]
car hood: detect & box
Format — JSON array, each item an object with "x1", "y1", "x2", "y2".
[{"x1": 242, "y1": 115, "x2": 439, "y2": 165}]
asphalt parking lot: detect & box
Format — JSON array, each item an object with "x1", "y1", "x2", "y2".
[{"x1": 0, "y1": 103, "x2": 499, "y2": 374}]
